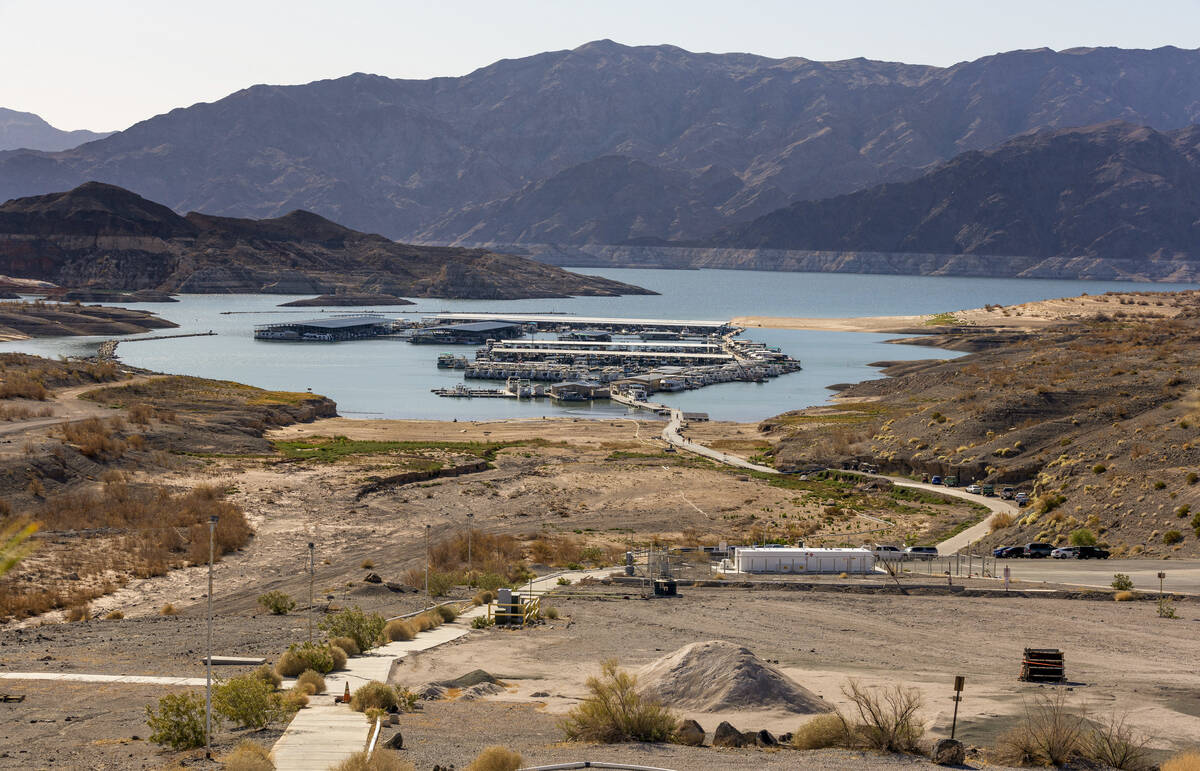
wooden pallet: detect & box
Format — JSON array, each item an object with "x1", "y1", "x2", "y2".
[{"x1": 1020, "y1": 648, "x2": 1065, "y2": 682}]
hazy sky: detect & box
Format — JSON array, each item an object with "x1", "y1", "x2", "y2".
[{"x1": 2, "y1": 0, "x2": 1196, "y2": 131}]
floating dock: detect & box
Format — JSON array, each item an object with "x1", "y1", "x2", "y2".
[{"x1": 425, "y1": 312, "x2": 732, "y2": 335}]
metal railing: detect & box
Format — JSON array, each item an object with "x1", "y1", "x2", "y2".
[{"x1": 485, "y1": 596, "x2": 541, "y2": 626}]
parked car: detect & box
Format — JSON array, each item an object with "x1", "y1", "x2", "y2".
[
  {"x1": 965, "y1": 483, "x2": 983, "y2": 494},
  {"x1": 981, "y1": 484, "x2": 995, "y2": 496},
  {"x1": 993, "y1": 545, "x2": 1024, "y2": 558},
  {"x1": 930, "y1": 476, "x2": 943, "y2": 485},
  {"x1": 1051, "y1": 546, "x2": 1079, "y2": 559},
  {"x1": 1014, "y1": 492, "x2": 1029, "y2": 507},
  {"x1": 1000, "y1": 487, "x2": 1015, "y2": 500},
  {"x1": 905, "y1": 546, "x2": 938, "y2": 560},
  {"x1": 1076, "y1": 546, "x2": 1110, "y2": 559},
  {"x1": 1024, "y1": 542, "x2": 1054, "y2": 558},
  {"x1": 872, "y1": 544, "x2": 904, "y2": 560},
  {"x1": 944, "y1": 476, "x2": 959, "y2": 487}
]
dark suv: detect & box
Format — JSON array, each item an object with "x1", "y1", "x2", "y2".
[
  {"x1": 1076, "y1": 545, "x2": 1110, "y2": 559},
  {"x1": 1023, "y1": 542, "x2": 1054, "y2": 558}
]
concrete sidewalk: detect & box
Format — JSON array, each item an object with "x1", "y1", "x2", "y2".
[
  {"x1": 272, "y1": 568, "x2": 610, "y2": 770},
  {"x1": 0, "y1": 672, "x2": 207, "y2": 686}
]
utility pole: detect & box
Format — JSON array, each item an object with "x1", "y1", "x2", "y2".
[
  {"x1": 307, "y1": 542, "x2": 315, "y2": 644},
  {"x1": 467, "y1": 512, "x2": 473, "y2": 575},
  {"x1": 205, "y1": 515, "x2": 218, "y2": 759},
  {"x1": 424, "y1": 524, "x2": 431, "y2": 603}
]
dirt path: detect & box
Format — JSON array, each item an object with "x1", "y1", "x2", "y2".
[{"x1": 0, "y1": 375, "x2": 160, "y2": 441}]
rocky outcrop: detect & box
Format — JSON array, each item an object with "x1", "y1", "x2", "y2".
[
  {"x1": 278, "y1": 294, "x2": 414, "y2": 307},
  {"x1": 3, "y1": 43, "x2": 1200, "y2": 244},
  {"x1": 0, "y1": 183, "x2": 653, "y2": 299}
]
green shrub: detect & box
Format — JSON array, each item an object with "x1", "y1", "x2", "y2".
[
  {"x1": 329, "y1": 635, "x2": 360, "y2": 656},
  {"x1": 1092, "y1": 464, "x2": 1107, "y2": 474},
  {"x1": 145, "y1": 691, "x2": 209, "y2": 750},
  {"x1": 792, "y1": 712, "x2": 851, "y2": 750},
  {"x1": 435, "y1": 604, "x2": 458, "y2": 622},
  {"x1": 1163, "y1": 530, "x2": 1184, "y2": 545},
  {"x1": 1192, "y1": 510, "x2": 1200, "y2": 536},
  {"x1": 465, "y1": 746, "x2": 523, "y2": 771},
  {"x1": 1188, "y1": 472, "x2": 1199, "y2": 486},
  {"x1": 222, "y1": 740, "x2": 275, "y2": 771},
  {"x1": 350, "y1": 681, "x2": 397, "y2": 713},
  {"x1": 1154, "y1": 480, "x2": 1167, "y2": 490},
  {"x1": 427, "y1": 570, "x2": 461, "y2": 597},
  {"x1": 385, "y1": 618, "x2": 416, "y2": 641},
  {"x1": 556, "y1": 577, "x2": 571, "y2": 586},
  {"x1": 559, "y1": 659, "x2": 676, "y2": 743},
  {"x1": 1069, "y1": 528, "x2": 1097, "y2": 546},
  {"x1": 1158, "y1": 596, "x2": 1178, "y2": 619},
  {"x1": 297, "y1": 669, "x2": 326, "y2": 694},
  {"x1": 320, "y1": 606, "x2": 386, "y2": 652},
  {"x1": 473, "y1": 573, "x2": 507, "y2": 592},
  {"x1": 276, "y1": 642, "x2": 334, "y2": 677},
  {"x1": 213, "y1": 674, "x2": 283, "y2": 729},
  {"x1": 331, "y1": 749, "x2": 414, "y2": 771},
  {"x1": 257, "y1": 590, "x2": 295, "y2": 615},
  {"x1": 471, "y1": 615, "x2": 495, "y2": 629},
  {"x1": 1111, "y1": 573, "x2": 1134, "y2": 591},
  {"x1": 251, "y1": 664, "x2": 282, "y2": 689},
  {"x1": 364, "y1": 706, "x2": 388, "y2": 724}
]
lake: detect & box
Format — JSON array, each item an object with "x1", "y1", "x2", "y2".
[{"x1": 2, "y1": 269, "x2": 1194, "y2": 422}]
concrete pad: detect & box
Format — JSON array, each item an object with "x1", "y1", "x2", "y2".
[{"x1": 0, "y1": 672, "x2": 207, "y2": 686}]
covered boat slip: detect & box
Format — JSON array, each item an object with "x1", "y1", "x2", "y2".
[{"x1": 727, "y1": 547, "x2": 877, "y2": 574}]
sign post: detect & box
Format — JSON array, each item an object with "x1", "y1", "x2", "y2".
[
  {"x1": 951, "y1": 675, "x2": 965, "y2": 740},
  {"x1": 1003, "y1": 564, "x2": 1011, "y2": 592}
]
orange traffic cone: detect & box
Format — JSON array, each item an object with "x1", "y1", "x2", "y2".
[{"x1": 342, "y1": 681, "x2": 350, "y2": 704}]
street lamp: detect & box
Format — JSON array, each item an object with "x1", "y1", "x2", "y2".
[
  {"x1": 424, "y1": 524, "x2": 431, "y2": 603},
  {"x1": 205, "y1": 514, "x2": 218, "y2": 759},
  {"x1": 308, "y1": 542, "x2": 315, "y2": 644},
  {"x1": 467, "y1": 513, "x2": 474, "y2": 575}
]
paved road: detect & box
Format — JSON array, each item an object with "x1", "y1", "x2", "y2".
[{"x1": 992, "y1": 557, "x2": 1200, "y2": 594}]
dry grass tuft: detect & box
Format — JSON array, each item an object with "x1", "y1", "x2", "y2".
[
  {"x1": 792, "y1": 713, "x2": 852, "y2": 750},
  {"x1": 384, "y1": 618, "x2": 416, "y2": 642},
  {"x1": 989, "y1": 511, "x2": 1016, "y2": 532},
  {"x1": 297, "y1": 669, "x2": 326, "y2": 694},
  {"x1": 1114, "y1": 590, "x2": 1136, "y2": 602},
  {"x1": 159, "y1": 603, "x2": 178, "y2": 616},
  {"x1": 222, "y1": 740, "x2": 275, "y2": 771},
  {"x1": 1163, "y1": 751, "x2": 1200, "y2": 771},
  {"x1": 464, "y1": 746, "x2": 523, "y2": 771},
  {"x1": 349, "y1": 681, "x2": 397, "y2": 713},
  {"x1": 329, "y1": 636, "x2": 360, "y2": 656},
  {"x1": 331, "y1": 750, "x2": 414, "y2": 771}
]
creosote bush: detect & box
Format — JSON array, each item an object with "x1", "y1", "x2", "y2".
[
  {"x1": 257, "y1": 590, "x2": 296, "y2": 615},
  {"x1": 435, "y1": 603, "x2": 458, "y2": 622},
  {"x1": 792, "y1": 713, "x2": 851, "y2": 750},
  {"x1": 1111, "y1": 573, "x2": 1134, "y2": 591},
  {"x1": 559, "y1": 659, "x2": 676, "y2": 743},
  {"x1": 319, "y1": 606, "x2": 386, "y2": 652},
  {"x1": 213, "y1": 674, "x2": 284, "y2": 729},
  {"x1": 159, "y1": 603, "x2": 178, "y2": 616},
  {"x1": 329, "y1": 643, "x2": 347, "y2": 671},
  {"x1": 330, "y1": 635, "x2": 360, "y2": 656},
  {"x1": 350, "y1": 681, "x2": 397, "y2": 713},
  {"x1": 281, "y1": 688, "x2": 309, "y2": 712},
  {"x1": 252, "y1": 664, "x2": 282, "y2": 689},
  {"x1": 465, "y1": 746, "x2": 524, "y2": 771},
  {"x1": 471, "y1": 615, "x2": 495, "y2": 629},
  {"x1": 145, "y1": 691, "x2": 209, "y2": 750},
  {"x1": 384, "y1": 618, "x2": 416, "y2": 642},
  {"x1": 276, "y1": 642, "x2": 335, "y2": 676}
]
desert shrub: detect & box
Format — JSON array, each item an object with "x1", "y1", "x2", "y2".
[
  {"x1": 1155, "y1": 480, "x2": 1167, "y2": 490},
  {"x1": 145, "y1": 691, "x2": 209, "y2": 750},
  {"x1": 331, "y1": 749, "x2": 415, "y2": 771},
  {"x1": 1188, "y1": 472, "x2": 1200, "y2": 486},
  {"x1": 65, "y1": 603, "x2": 90, "y2": 622},
  {"x1": 996, "y1": 692, "x2": 1084, "y2": 767},
  {"x1": 281, "y1": 688, "x2": 309, "y2": 712},
  {"x1": 472, "y1": 615, "x2": 495, "y2": 629},
  {"x1": 320, "y1": 606, "x2": 386, "y2": 652},
  {"x1": 473, "y1": 589, "x2": 495, "y2": 605},
  {"x1": 427, "y1": 569, "x2": 461, "y2": 597},
  {"x1": 329, "y1": 644, "x2": 347, "y2": 670},
  {"x1": 1092, "y1": 464, "x2": 1107, "y2": 474},
  {"x1": 257, "y1": 590, "x2": 295, "y2": 615},
  {"x1": 559, "y1": 659, "x2": 677, "y2": 743},
  {"x1": 1158, "y1": 596, "x2": 1178, "y2": 618},
  {"x1": 213, "y1": 674, "x2": 283, "y2": 729},
  {"x1": 396, "y1": 686, "x2": 418, "y2": 713},
  {"x1": 557, "y1": 576, "x2": 572, "y2": 586},
  {"x1": 384, "y1": 618, "x2": 417, "y2": 641},
  {"x1": 435, "y1": 603, "x2": 458, "y2": 622},
  {"x1": 104, "y1": 610, "x2": 124, "y2": 620},
  {"x1": 414, "y1": 611, "x2": 443, "y2": 631},
  {"x1": 472, "y1": 572, "x2": 508, "y2": 592},
  {"x1": 792, "y1": 712, "x2": 852, "y2": 750},
  {"x1": 544, "y1": 605, "x2": 560, "y2": 620},
  {"x1": 1114, "y1": 590, "x2": 1136, "y2": 602},
  {"x1": 1111, "y1": 573, "x2": 1134, "y2": 591},
  {"x1": 1164, "y1": 529, "x2": 1184, "y2": 544},
  {"x1": 1069, "y1": 528, "x2": 1097, "y2": 546},
  {"x1": 1163, "y1": 751, "x2": 1200, "y2": 771},
  {"x1": 361, "y1": 559, "x2": 374, "y2": 570},
  {"x1": 350, "y1": 681, "x2": 397, "y2": 713},
  {"x1": 989, "y1": 511, "x2": 1015, "y2": 532},
  {"x1": 276, "y1": 642, "x2": 334, "y2": 677},
  {"x1": 364, "y1": 706, "x2": 387, "y2": 724},
  {"x1": 329, "y1": 635, "x2": 360, "y2": 656},
  {"x1": 252, "y1": 664, "x2": 282, "y2": 689},
  {"x1": 159, "y1": 603, "x2": 178, "y2": 616},
  {"x1": 297, "y1": 669, "x2": 326, "y2": 694},
  {"x1": 1084, "y1": 714, "x2": 1152, "y2": 771},
  {"x1": 465, "y1": 746, "x2": 523, "y2": 771},
  {"x1": 841, "y1": 679, "x2": 923, "y2": 752},
  {"x1": 0, "y1": 372, "x2": 48, "y2": 400},
  {"x1": 222, "y1": 739, "x2": 275, "y2": 771}
]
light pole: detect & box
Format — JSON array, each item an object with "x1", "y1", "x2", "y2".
[
  {"x1": 424, "y1": 524, "x2": 431, "y2": 603},
  {"x1": 307, "y1": 542, "x2": 315, "y2": 644},
  {"x1": 205, "y1": 514, "x2": 218, "y2": 759},
  {"x1": 467, "y1": 513, "x2": 474, "y2": 575}
]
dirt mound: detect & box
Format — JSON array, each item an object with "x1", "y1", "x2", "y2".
[{"x1": 636, "y1": 640, "x2": 829, "y2": 714}]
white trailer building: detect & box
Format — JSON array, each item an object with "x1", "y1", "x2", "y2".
[{"x1": 728, "y1": 546, "x2": 876, "y2": 575}]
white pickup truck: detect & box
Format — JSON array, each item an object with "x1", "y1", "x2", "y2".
[{"x1": 871, "y1": 544, "x2": 904, "y2": 561}]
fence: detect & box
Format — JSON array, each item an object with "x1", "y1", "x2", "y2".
[{"x1": 485, "y1": 595, "x2": 541, "y2": 626}]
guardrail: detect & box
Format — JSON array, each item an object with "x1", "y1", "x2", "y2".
[{"x1": 485, "y1": 596, "x2": 540, "y2": 626}]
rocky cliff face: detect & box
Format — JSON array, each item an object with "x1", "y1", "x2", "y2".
[
  {"x1": 704, "y1": 122, "x2": 1200, "y2": 277},
  {"x1": 0, "y1": 183, "x2": 653, "y2": 298},
  {"x1": 2, "y1": 42, "x2": 1199, "y2": 247}
]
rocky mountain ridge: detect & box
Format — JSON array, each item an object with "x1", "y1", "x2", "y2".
[
  {"x1": 0, "y1": 107, "x2": 112, "y2": 152},
  {"x1": 3, "y1": 42, "x2": 1200, "y2": 249},
  {"x1": 0, "y1": 182, "x2": 651, "y2": 299}
]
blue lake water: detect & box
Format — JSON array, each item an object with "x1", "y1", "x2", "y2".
[{"x1": 2, "y1": 268, "x2": 1195, "y2": 422}]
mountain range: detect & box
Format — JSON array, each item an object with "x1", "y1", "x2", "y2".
[
  {"x1": 0, "y1": 182, "x2": 650, "y2": 299},
  {"x1": 0, "y1": 108, "x2": 112, "y2": 152},
  {"x1": 3, "y1": 41, "x2": 1200, "y2": 256}
]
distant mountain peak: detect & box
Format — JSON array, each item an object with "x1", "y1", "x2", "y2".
[{"x1": 0, "y1": 107, "x2": 113, "y2": 152}]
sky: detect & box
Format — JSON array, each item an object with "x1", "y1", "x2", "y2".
[{"x1": 1, "y1": 0, "x2": 1197, "y2": 131}]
